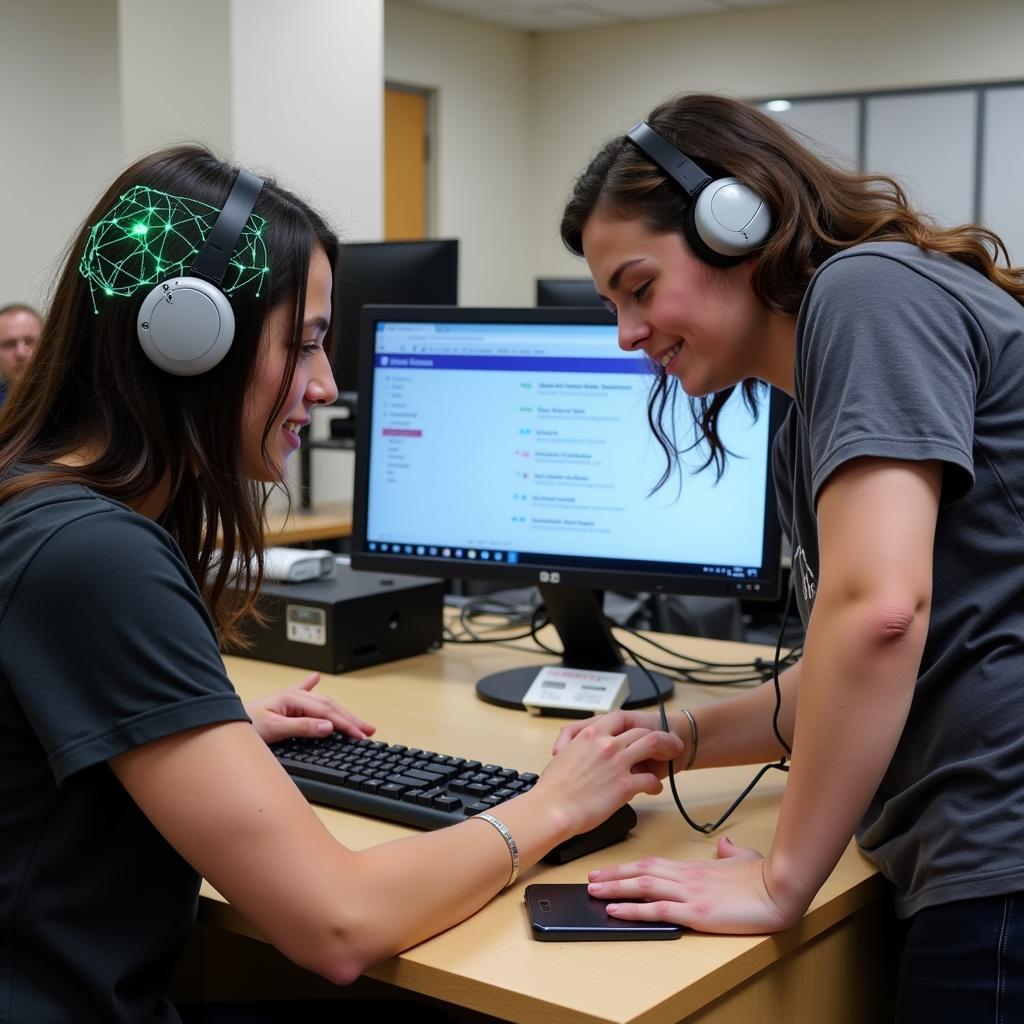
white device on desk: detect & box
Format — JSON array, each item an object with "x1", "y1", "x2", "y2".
[
  {"x1": 522, "y1": 666, "x2": 630, "y2": 717},
  {"x1": 263, "y1": 547, "x2": 336, "y2": 583}
]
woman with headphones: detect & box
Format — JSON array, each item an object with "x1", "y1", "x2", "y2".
[
  {"x1": 0, "y1": 145, "x2": 685, "y2": 1024},
  {"x1": 554, "y1": 92, "x2": 1024, "y2": 1019}
]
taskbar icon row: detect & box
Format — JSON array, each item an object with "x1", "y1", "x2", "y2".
[{"x1": 367, "y1": 541, "x2": 519, "y2": 564}]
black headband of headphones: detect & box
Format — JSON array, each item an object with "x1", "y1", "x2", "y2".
[
  {"x1": 190, "y1": 169, "x2": 264, "y2": 285},
  {"x1": 626, "y1": 122, "x2": 713, "y2": 198}
]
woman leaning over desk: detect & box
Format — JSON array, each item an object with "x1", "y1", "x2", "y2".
[
  {"x1": 0, "y1": 145, "x2": 684, "y2": 1024},
  {"x1": 554, "y1": 92, "x2": 1024, "y2": 1019}
]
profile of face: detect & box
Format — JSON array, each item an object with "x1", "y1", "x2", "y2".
[
  {"x1": 582, "y1": 211, "x2": 770, "y2": 398},
  {"x1": 0, "y1": 309, "x2": 41, "y2": 386},
  {"x1": 242, "y1": 245, "x2": 338, "y2": 481}
]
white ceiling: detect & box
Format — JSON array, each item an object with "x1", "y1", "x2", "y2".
[{"x1": 402, "y1": 0, "x2": 844, "y2": 32}]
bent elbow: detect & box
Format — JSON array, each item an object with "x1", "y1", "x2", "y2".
[
  {"x1": 283, "y1": 927, "x2": 378, "y2": 988},
  {"x1": 316, "y1": 952, "x2": 371, "y2": 988},
  {"x1": 820, "y1": 581, "x2": 931, "y2": 649},
  {"x1": 859, "y1": 593, "x2": 931, "y2": 648}
]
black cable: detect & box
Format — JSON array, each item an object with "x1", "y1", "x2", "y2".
[
  {"x1": 615, "y1": 622, "x2": 792, "y2": 670},
  {"x1": 770, "y1": 574, "x2": 796, "y2": 758},
  {"x1": 442, "y1": 586, "x2": 799, "y2": 832},
  {"x1": 615, "y1": 579, "x2": 798, "y2": 834},
  {"x1": 443, "y1": 597, "x2": 546, "y2": 644},
  {"x1": 625, "y1": 642, "x2": 789, "y2": 834},
  {"x1": 615, "y1": 632, "x2": 801, "y2": 688}
]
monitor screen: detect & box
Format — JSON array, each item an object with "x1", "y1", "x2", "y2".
[
  {"x1": 535, "y1": 276, "x2": 604, "y2": 308},
  {"x1": 332, "y1": 239, "x2": 458, "y2": 393},
  {"x1": 351, "y1": 305, "x2": 785, "y2": 708}
]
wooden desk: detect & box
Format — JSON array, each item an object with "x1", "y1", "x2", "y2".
[
  {"x1": 187, "y1": 630, "x2": 895, "y2": 1023},
  {"x1": 263, "y1": 501, "x2": 353, "y2": 546}
]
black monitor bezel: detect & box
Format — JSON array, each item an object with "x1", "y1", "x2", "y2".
[
  {"x1": 331, "y1": 238, "x2": 459, "y2": 394},
  {"x1": 535, "y1": 276, "x2": 605, "y2": 308},
  {"x1": 351, "y1": 304, "x2": 786, "y2": 602}
]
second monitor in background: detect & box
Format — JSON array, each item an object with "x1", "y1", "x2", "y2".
[
  {"x1": 333, "y1": 239, "x2": 459, "y2": 394},
  {"x1": 535, "y1": 276, "x2": 604, "y2": 308},
  {"x1": 351, "y1": 305, "x2": 786, "y2": 711}
]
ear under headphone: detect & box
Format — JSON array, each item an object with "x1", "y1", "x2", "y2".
[
  {"x1": 625, "y1": 121, "x2": 771, "y2": 268},
  {"x1": 136, "y1": 169, "x2": 265, "y2": 376}
]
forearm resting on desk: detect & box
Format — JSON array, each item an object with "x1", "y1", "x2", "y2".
[
  {"x1": 763, "y1": 457, "x2": 938, "y2": 919},
  {"x1": 765, "y1": 595, "x2": 924, "y2": 918},
  {"x1": 113, "y1": 715, "x2": 682, "y2": 985}
]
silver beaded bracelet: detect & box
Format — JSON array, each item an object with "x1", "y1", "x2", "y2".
[
  {"x1": 680, "y1": 708, "x2": 699, "y2": 770},
  {"x1": 475, "y1": 813, "x2": 520, "y2": 888}
]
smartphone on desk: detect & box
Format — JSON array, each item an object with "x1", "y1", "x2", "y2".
[{"x1": 525, "y1": 884, "x2": 684, "y2": 941}]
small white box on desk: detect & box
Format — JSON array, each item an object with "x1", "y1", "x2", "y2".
[
  {"x1": 263, "y1": 547, "x2": 336, "y2": 583},
  {"x1": 522, "y1": 665, "x2": 630, "y2": 717}
]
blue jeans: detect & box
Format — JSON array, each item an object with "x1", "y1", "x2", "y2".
[{"x1": 896, "y1": 891, "x2": 1024, "y2": 1023}]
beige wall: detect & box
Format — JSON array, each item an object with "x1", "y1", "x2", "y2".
[
  {"x1": 385, "y1": 0, "x2": 533, "y2": 305},
  {"x1": 0, "y1": 0, "x2": 122, "y2": 309},
  {"x1": 231, "y1": 0, "x2": 383, "y2": 244},
  {"x1": 118, "y1": 0, "x2": 232, "y2": 161}
]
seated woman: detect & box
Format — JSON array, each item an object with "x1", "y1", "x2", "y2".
[{"x1": 0, "y1": 145, "x2": 684, "y2": 1023}]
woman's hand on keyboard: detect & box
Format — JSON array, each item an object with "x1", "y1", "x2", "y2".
[
  {"x1": 244, "y1": 672, "x2": 377, "y2": 745},
  {"x1": 551, "y1": 710, "x2": 684, "y2": 780},
  {"x1": 535, "y1": 715, "x2": 684, "y2": 835}
]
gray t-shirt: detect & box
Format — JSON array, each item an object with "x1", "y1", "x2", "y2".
[
  {"x1": 0, "y1": 477, "x2": 249, "y2": 1021},
  {"x1": 773, "y1": 241, "x2": 1024, "y2": 918}
]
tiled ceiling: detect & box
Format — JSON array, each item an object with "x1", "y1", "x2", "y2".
[{"x1": 403, "y1": 0, "x2": 844, "y2": 32}]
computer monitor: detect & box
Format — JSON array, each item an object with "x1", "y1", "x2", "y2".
[
  {"x1": 332, "y1": 239, "x2": 459, "y2": 393},
  {"x1": 351, "y1": 305, "x2": 785, "y2": 710},
  {"x1": 535, "y1": 276, "x2": 604, "y2": 308}
]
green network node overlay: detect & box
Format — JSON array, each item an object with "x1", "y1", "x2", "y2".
[{"x1": 79, "y1": 185, "x2": 269, "y2": 312}]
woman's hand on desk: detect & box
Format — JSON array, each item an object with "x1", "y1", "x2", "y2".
[
  {"x1": 586, "y1": 836, "x2": 800, "y2": 934},
  {"x1": 243, "y1": 672, "x2": 376, "y2": 745},
  {"x1": 552, "y1": 710, "x2": 685, "y2": 780},
  {"x1": 535, "y1": 716, "x2": 685, "y2": 835}
]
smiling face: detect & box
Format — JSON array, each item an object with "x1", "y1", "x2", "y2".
[
  {"x1": 242, "y1": 244, "x2": 338, "y2": 481},
  {"x1": 582, "y1": 210, "x2": 780, "y2": 398}
]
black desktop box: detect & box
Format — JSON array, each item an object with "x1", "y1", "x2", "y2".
[{"x1": 234, "y1": 564, "x2": 445, "y2": 674}]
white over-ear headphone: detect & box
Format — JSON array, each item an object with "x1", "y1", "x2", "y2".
[
  {"x1": 136, "y1": 169, "x2": 264, "y2": 375},
  {"x1": 626, "y1": 121, "x2": 771, "y2": 267}
]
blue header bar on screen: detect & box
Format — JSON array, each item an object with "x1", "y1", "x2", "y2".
[{"x1": 375, "y1": 353, "x2": 649, "y2": 373}]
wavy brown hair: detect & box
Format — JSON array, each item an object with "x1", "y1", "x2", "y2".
[
  {"x1": 0, "y1": 145, "x2": 339, "y2": 647},
  {"x1": 561, "y1": 92, "x2": 1024, "y2": 484}
]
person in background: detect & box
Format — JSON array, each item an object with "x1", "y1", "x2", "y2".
[
  {"x1": 0, "y1": 144, "x2": 684, "y2": 1024},
  {"x1": 555, "y1": 92, "x2": 1024, "y2": 1022},
  {"x1": 0, "y1": 302, "x2": 41, "y2": 406}
]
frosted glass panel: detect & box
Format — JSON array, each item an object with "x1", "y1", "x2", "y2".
[
  {"x1": 981, "y1": 86, "x2": 1024, "y2": 266},
  {"x1": 768, "y1": 99, "x2": 859, "y2": 170},
  {"x1": 866, "y1": 91, "x2": 976, "y2": 226}
]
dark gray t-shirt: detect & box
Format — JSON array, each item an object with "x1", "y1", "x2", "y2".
[
  {"x1": 0, "y1": 478, "x2": 249, "y2": 1022},
  {"x1": 773, "y1": 241, "x2": 1024, "y2": 918}
]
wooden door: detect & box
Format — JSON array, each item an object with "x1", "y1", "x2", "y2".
[{"x1": 384, "y1": 86, "x2": 429, "y2": 239}]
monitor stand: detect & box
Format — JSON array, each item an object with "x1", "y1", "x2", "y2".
[{"x1": 475, "y1": 584, "x2": 674, "y2": 712}]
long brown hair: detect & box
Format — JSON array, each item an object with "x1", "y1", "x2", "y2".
[
  {"x1": 561, "y1": 93, "x2": 1024, "y2": 483},
  {"x1": 0, "y1": 145, "x2": 339, "y2": 646}
]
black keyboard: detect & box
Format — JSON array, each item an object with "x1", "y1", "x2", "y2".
[{"x1": 271, "y1": 733, "x2": 637, "y2": 864}]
